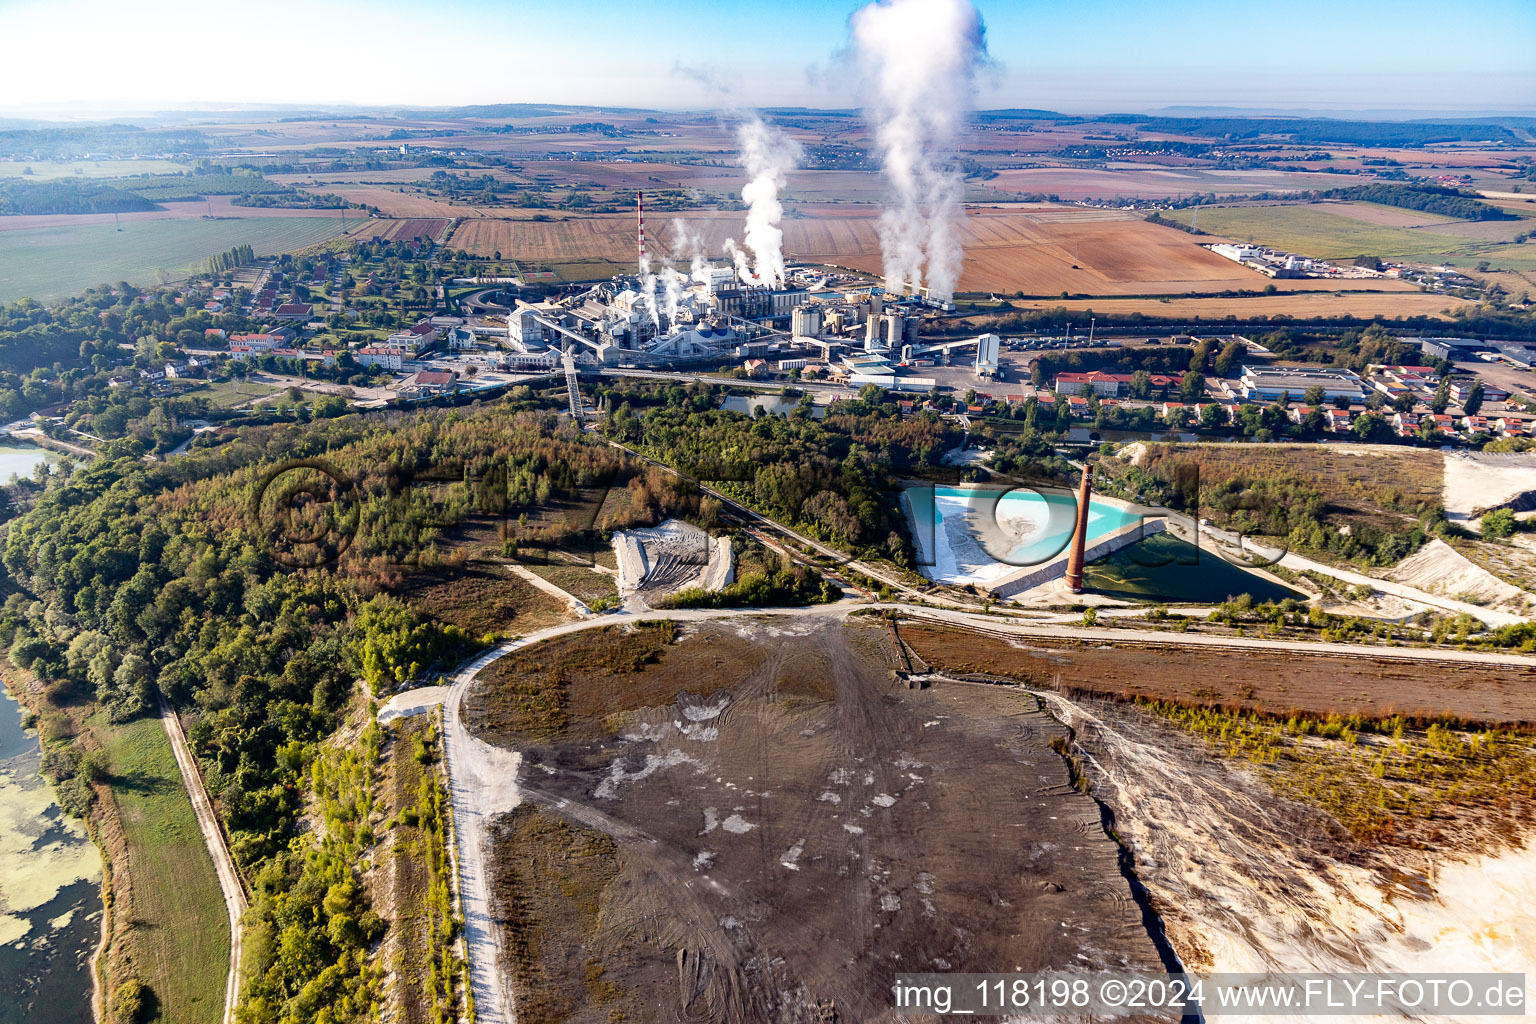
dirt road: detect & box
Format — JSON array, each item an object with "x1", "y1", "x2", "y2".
[{"x1": 157, "y1": 697, "x2": 247, "y2": 1024}]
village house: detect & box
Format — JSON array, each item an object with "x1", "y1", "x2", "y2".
[
  {"x1": 398, "y1": 369, "x2": 459, "y2": 398},
  {"x1": 356, "y1": 346, "x2": 409, "y2": 371}
]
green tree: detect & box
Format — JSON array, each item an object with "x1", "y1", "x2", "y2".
[
  {"x1": 1212, "y1": 340, "x2": 1243, "y2": 379},
  {"x1": 1463, "y1": 382, "x2": 1485, "y2": 416},
  {"x1": 1482, "y1": 508, "x2": 1518, "y2": 538}
]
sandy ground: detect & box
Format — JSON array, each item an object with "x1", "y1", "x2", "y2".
[
  {"x1": 1042, "y1": 691, "x2": 1536, "y2": 1018},
  {"x1": 470, "y1": 616, "x2": 1165, "y2": 1021},
  {"x1": 612, "y1": 519, "x2": 732, "y2": 607},
  {"x1": 1443, "y1": 451, "x2": 1536, "y2": 523},
  {"x1": 1385, "y1": 538, "x2": 1532, "y2": 616},
  {"x1": 1162, "y1": 515, "x2": 1531, "y2": 628},
  {"x1": 376, "y1": 685, "x2": 450, "y2": 723}
]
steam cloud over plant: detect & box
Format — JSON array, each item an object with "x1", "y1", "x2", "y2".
[
  {"x1": 851, "y1": 0, "x2": 988, "y2": 301},
  {"x1": 724, "y1": 116, "x2": 802, "y2": 288}
]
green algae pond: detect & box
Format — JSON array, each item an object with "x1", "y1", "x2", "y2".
[{"x1": 0, "y1": 686, "x2": 101, "y2": 1023}]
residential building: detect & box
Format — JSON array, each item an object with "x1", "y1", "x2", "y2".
[
  {"x1": 399, "y1": 369, "x2": 459, "y2": 398},
  {"x1": 230, "y1": 332, "x2": 279, "y2": 350},
  {"x1": 1449, "y1": 379, "x2": 1510, "y2": 404},
  {"x1": 355, "y1": 346, "x2": 408, "y2": 370},
  {"x1": 386, "y1": 321, "x2": 441, "y2": 354},
  {"x1": 501, "y1": 349, "x2": 559, "y2": 371}
]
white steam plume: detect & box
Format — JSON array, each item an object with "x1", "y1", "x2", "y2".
[
  {"x1": 658, "y1": 219, "x2": 704, "y2": 321},
  {"x1": 850, "y1": 0, "x2": 987, "y2": 301},
  {"x1": 637, "y1": 251, "x2": 659, "y2": 325},
  {"x1": 724, "y1": 117, "x2": 802, "y2": 289}
]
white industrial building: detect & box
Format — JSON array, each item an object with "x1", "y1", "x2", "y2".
[
  {"x1": 1238, "y1": 365, "x2": 1366, "y2": 403},
  {"x1": 974, "y1": 333, "x2": 1001, "y2": 377}
]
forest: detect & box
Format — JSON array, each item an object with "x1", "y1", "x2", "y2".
[
  {"x1": 1321, "y1": 183, "x2": 1516, "y2": 221},
  {"x1": 598, "y1": 381, "x2": 962, "y2": 565},
  {"x1": 0, "y1": 397, "x2": 696, "y2": 1023}
]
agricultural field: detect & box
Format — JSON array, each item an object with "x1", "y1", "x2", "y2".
[
  {"x1": 360, "y1": 218, "x2": 450, "y2": 243},
  {"x1": 0, "y1": 159, "x2": 190, "y2": 180},
  {"x1": 447, "y1": 203, "x2": 1406, "y2": 296},
  {"x1": 295, "y1": 185, "x2": 464, "y2": 219},
  {"x1": 0, "y1": 215, "x2": 354, "y2": 302},
  {"x1": 987, "y1": 164, "x2": 1351, "y2": 200},
  {"x1": 1007, "y1": 290, "x2": 1473, "y2": 320},
  {"x1": 1164, "y1": 202, "x2": 1530, "y2": 263},
  {"x1": 95, "y1": 715, "x2": 227, "y2": 1024}
]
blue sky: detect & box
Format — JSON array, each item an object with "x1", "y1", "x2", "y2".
[{"x1": 2, "y1": 0, "x2": 1532, "y2": 114}]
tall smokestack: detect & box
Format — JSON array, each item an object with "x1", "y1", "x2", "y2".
[
  {"x1": 637, "y1": 191, "x2": 646, "y2": 269},
  {"x1": 1064, "y1": 464, "x2": 1093, "y2": 594}
]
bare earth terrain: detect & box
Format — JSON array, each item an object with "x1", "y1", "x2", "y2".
[
  {"x1": 466, "y1": 616, "x2": 1165, "y2": 1023},
  {"x1": 899, "y1": 623, "x2": 1536, "y2": 726}
]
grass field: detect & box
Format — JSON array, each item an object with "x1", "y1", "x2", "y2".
[
  {"x1": 189, "y1": 380, "x2": 282, "y2": 409},
  {"x1": 1163, "y1": 203, "x2": 1510, "y2": 262},
  {"x1": 0, "y1": 217, "x2": 354, "y2": 303},
  {"x1": 0, "y1": 159, "x2": 189, "y2": 180},
  {"x1": 98, "y1": 715, "x2": 227, "y2": 1024}
]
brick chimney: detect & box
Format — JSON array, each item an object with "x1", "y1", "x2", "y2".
[{"x1": 1064, "y1": 464, "x2": 1093, "y2": 594}]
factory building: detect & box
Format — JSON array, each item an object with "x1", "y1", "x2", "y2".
[
  {"x1": 1238, "y1": 365, "x2": 1366, "y2": 403},
  {"x1": 791, "y1": 306, "x2": 824, "y2": 339},
  {"x1": 974, "y1": 333, "x2": 1001, "y2": 377}
]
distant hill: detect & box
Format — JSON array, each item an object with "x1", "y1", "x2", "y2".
[
  {"x1": 412, "y1": 103, "x2": 659, "y2": 119},
  {"x1": 1090, "y1": 114, "x2": 1530, "y2": 147}
]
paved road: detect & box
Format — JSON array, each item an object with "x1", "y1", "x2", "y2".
[{"x1": 157, "y1": 697, "x2": 248, "y2": 1024}]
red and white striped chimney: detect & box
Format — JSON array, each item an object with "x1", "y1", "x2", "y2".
[{"x1": 636, "y1": 191, "x2": 646, "y2": 269}]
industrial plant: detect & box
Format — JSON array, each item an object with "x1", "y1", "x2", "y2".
[{"x1": 494, "y1": 193, "x2": 995, "y2": 392}]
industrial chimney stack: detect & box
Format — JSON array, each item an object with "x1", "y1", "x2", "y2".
[
  {"x1": 1063, "y1": 464, "x2": 1093, "y2": 594},
  {"x1": 637, "y1": 191, "x2": 646, "y2": 270}
]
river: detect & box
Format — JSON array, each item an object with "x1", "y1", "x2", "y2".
[{"x1": 0, "y1": 687, "x2": 101, "y2": 1024}]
